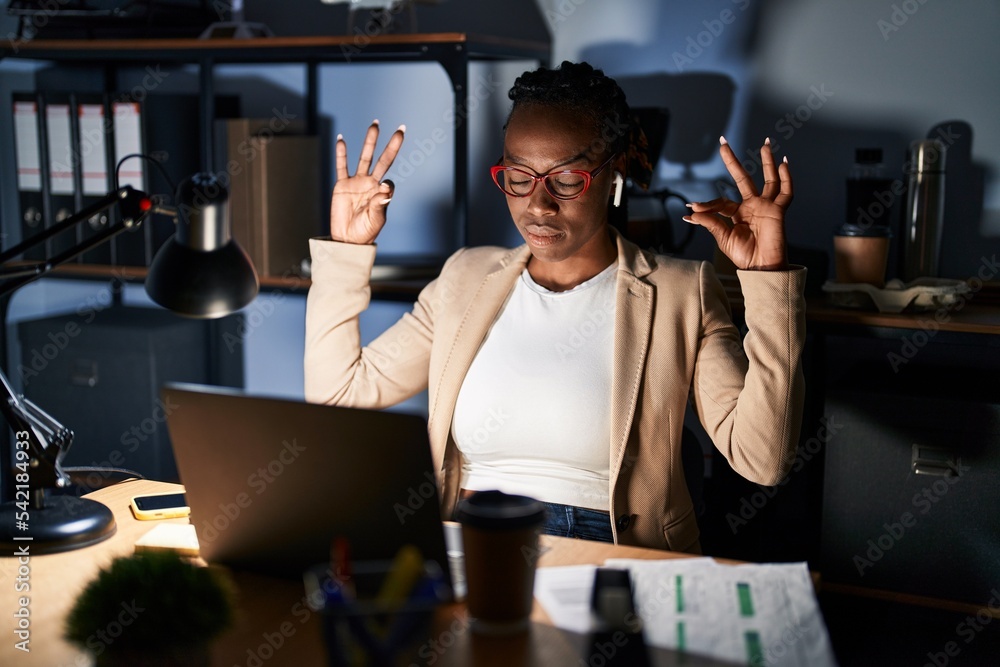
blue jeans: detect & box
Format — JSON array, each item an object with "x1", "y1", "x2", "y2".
[{"x1": 539, "y1": 502, "x2": 614, "y2": 543}]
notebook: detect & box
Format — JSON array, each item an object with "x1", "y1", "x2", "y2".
[{"x1": 160, "y1": 382, "x2": 453, "y2": 591}]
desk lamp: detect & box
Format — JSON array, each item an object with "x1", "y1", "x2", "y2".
[{"x1": 0, "y1": 169, "x2": 258, "y2": 555}]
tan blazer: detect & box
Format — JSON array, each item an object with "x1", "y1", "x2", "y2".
[{"x1": 304, "y1": 230, "x2": 807, "y2": 553}]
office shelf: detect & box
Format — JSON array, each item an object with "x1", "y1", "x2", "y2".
[{"x1": 1, "y1": 33, "x2": 550, "y2": 253}]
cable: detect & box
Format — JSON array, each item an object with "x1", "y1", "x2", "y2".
[
  {"x1": 63, "y1": 466, "x2": 147, "y2": 491},
  {"x1": 114, "y1": 152, "x2": 177, "y2": 194},
  {"x1": 659, "y1": 188, "x2": 696, "y2": 254}
]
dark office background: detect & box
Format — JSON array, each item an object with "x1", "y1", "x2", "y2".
[
  {"x1": 2, "y1": 0, "x2": 997, "y2": 403},
  {"x1": 1, "y1": 3, "x2": 999, "y2": 663}
]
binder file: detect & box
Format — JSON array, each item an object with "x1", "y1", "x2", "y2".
[
  {"x1": 43, "y1": 93, "x2": 79, "y2": 258},
  {"x1": 74, "y1": 93, "x2": 114, "y2": 265},
  {"x1": 144, "y1": 95, "x2": 214, "y2": 257},
  {"x1": 111, "y1": 99, "x2": 150, "y2": 266},
  {"x1": 247, "y1": 134, "x2": 320, "y2": 278},
  {"x1": 112, "y1": 94, "x2": 240, "y2": 267},
  {"x1": 11, "y1": 92, "x2": 46, "y2": 260},
  {"x1": 218, "y1": 117, "x2": 312, "y2": 279}
]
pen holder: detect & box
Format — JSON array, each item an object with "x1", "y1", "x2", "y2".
[{"x1": 303, "y1": 559, "x2": 450, "y2": 667}]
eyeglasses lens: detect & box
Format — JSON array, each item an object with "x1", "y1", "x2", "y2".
[{"x1": 495, "y1": 169, "x2": 587, "y2": 199}]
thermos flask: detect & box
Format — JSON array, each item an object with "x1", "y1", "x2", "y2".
[{"x1": 901, "y1": 139, "x2": 947, "y2": 281}]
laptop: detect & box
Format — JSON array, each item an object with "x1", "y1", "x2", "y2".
[{"x1": 160, "y1": 382, "x2": 454, "y2": 592}]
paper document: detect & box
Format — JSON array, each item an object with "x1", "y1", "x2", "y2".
[{"x1": 535, "y1": 558, "x2": 837, "y2": 666}]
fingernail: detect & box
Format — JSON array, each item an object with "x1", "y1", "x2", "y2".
[
  {"x1": 685, "y1": 203, "x2": 694, "y2": 208},
  {"x1": 719, "y1": 136, "x2": 728, "y2": 146},
  {"x1": 372, "y1": 119, "x2": 380, "y2": 125},
  {"x1": 783, "y1": 156, "x2": 789, "y2": 165},
  {"x1": 765, "y1": 137, "x2": 771, "y2": 146},
  {"x1": 397, "y1": 124, "x2": 406, "y2": 133},
  {"x1": 682, "y1": 216, "x2": 694, "y2": 224},
  {"x1": 381, "y1": 198, "x2": 392, "y2": 205},
  {"x1": 337, "y1": 133, "x2": 343, "y2": 141}
]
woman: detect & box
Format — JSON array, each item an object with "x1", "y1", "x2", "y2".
[{"x1": 304, "y1": 61, "x2": 806, "y2": 553}]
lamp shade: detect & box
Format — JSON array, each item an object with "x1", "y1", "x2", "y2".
[{"x1": 145, "y1": 173, "x2": 258, "y2": 318}]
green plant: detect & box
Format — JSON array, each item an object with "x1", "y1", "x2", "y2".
[{"x1": 65, "y1": 551, "x2": 235, "y2": 664}]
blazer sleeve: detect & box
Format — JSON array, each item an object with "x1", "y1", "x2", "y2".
[
  {"x1": 690, "y1": 264, "x2": 807, "y2": 486},
  {"x1": 303, "y1": 238, "x2": 464, "y2": 408}
]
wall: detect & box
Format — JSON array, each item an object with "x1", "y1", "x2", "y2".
[
  {"x1": 538, "y1": 0, "x2": 1000, "y2": 279},
  {"x1": 2, "y1": 0, "x2": 998, "y2": 415}
]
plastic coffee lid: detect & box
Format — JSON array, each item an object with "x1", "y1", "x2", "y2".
[
  {"x1": 454, "y1": 490, "x2": 545, "y2": 530},
  {"x1": 834, "y1": 223, "x2": 892, "y2": 238}
]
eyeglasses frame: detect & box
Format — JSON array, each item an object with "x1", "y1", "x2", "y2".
[{"x1": 489, "y1": 153, "x2": 618, "y2": 201}]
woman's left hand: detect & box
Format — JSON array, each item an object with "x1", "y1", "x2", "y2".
[{"x1": 683, "y1": 137, "x2": 793, "y2": 271}]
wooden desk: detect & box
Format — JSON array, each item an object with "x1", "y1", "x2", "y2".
[
  {"x1": 806, "y1": 298, "x2": 1000, "y2": 335},
  {"x1": 1, "y1": 479, "x2": 740, "y2": 666}
]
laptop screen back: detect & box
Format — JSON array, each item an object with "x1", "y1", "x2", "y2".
[{"x1": 161, "y1": 383, "x2": 450, "y2": 587}]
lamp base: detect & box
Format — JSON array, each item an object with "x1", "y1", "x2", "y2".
[{"x1": 0, "y1": 495, "x2": 116, "y2": 555}]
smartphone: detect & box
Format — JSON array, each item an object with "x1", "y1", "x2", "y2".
[{"x1": 129, "y1": 492, "x2": 190, "y2": 521}]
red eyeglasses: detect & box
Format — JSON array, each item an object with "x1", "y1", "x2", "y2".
[{"x1": 490, "y1": 154, "x2": 616, "y2": 201}]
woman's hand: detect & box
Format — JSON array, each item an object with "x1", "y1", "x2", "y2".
[
  {"x1": 683, "y1": 137, "x2": 793, "y2": 271},
  {"x1": 329, "y1": 120, "x2": 405, "y2": 245}
]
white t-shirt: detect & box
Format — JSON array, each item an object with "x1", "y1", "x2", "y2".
[{"x1": 452, "y1": 262, "x2": 617, "y2": 510}]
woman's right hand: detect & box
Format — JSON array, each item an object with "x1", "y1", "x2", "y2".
[{"x1": 329, "y1": 120, "x2": 405, "y2": 244}]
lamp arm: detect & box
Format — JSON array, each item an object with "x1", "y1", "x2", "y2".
[
  {"x1": 0, "y1": 367, "x2": 72, "y2": 499},
  {"x1": 0, "y1": 185, "x2": 153, "y2": 504},
  {"x1": 0, "y1": 173, "x2": 255, "y2": 553},
  {"x1": 0, "y1": 186, "x2": 154, "y2": 296}
]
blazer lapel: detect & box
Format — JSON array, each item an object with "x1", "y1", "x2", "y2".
[
  {"x1": 609, "y1": 234, "x2": 655, "y2": 482},
  {"x1": 428, "y1": 246, "x2": 529, "y2": 454}
]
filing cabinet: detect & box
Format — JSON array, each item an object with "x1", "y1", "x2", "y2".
[
  {"x1": 820, "y1": 349, "x2": 1000, "y2": 606},
  {"x1": 17, "y1": 305, "x2": 242, "y2": 484}
]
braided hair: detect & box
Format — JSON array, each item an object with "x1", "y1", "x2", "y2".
[{"x1": 505, "y1": 61, "x2": 634, "y2": 232}]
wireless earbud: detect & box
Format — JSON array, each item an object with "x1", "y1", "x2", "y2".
[{"x1": 612, "y1": 171, "x2": 624, "y2": 208}]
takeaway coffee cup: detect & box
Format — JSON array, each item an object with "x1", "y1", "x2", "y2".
[
  {"x1": 454, "y1": 490, "x2": 545, "y2": 635},
  {"x1": 833, "y1": 223, "x2": 892, "y2": 288}
]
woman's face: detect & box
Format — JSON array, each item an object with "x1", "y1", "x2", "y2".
[{"x1": 502, "y1": 104, "x2": 620, "y2": 269}]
